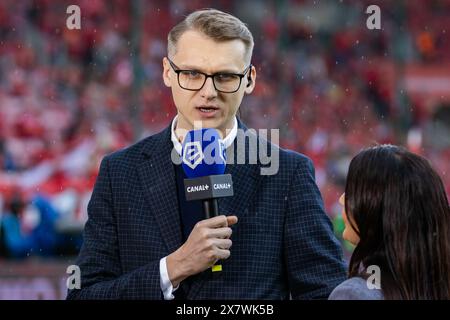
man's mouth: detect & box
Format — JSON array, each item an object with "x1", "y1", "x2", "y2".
[{"x1": 196, "y1": 106, "x2": 219, "y2": 114}]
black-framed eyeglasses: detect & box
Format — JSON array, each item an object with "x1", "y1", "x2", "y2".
[{"x1": 167, "y1": 58, "x2": 252, "y2": 93}]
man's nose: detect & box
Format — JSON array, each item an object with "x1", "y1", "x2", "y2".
[{"x1": 199, "y1": 77, "x2": 218, "y2": 99}]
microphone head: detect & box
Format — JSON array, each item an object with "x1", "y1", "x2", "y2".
[{"x1": 181, "y1": 128, "x2": 227, "y2": 178}]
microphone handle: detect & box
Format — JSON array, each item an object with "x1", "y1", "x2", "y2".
[
  {"x1": 203, "y1": 198, "x2": 223, "y2": 273},
  {"x1": 203, "y1": 198, "x2": 219, "y2": 219}
]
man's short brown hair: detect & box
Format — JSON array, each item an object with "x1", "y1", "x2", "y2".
[{"x1": 168, "y1": 8, "x2": 254, "y2": 64}]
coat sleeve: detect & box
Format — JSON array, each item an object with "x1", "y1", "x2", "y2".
[
  {"x1": 66, "y1": 156, "x2": 163, "y2": 299},
  {"x1": 284, "y1": 156, "x2": 347, "y2": 299}
]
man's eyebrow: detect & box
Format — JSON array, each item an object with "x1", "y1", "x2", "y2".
[{"x1": 178, "y1": 64, "x2": 242, "y2": 74}]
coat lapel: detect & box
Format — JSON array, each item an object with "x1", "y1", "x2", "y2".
[
  {"x1": 137, "y1": 126, "x2": 183, "y2": 254},
  {"x1": 220, "y1": 120, "x2": 262, "y2": 220}
]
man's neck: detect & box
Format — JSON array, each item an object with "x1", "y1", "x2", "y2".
[
  {"x1": 174, "y1": 118, "x2": 234, "y2": 142},
  {"x1": 171, "y1": 115, "x2": 238, "y2": 157}
]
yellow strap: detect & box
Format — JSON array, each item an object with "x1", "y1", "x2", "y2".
[{"x1": 211, "y1": 264, "x2": 222, "y2": 272}]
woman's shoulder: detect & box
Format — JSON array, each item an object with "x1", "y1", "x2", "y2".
[{"x1": 328, "y1": 277, "x2": 384, "y2": 300}]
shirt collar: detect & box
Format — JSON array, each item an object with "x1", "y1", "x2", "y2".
[{"x1": 171, "y1": 115, "x2": 238, "y2": 156}]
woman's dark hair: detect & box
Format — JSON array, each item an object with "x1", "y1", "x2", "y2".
[{"x1": 345, "y1": 144, "x2": 450, "y2": 299}]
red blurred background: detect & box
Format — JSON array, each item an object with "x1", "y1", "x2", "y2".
[{"x1": 0, "y1": 0, "x2": 449, "y2": 299}]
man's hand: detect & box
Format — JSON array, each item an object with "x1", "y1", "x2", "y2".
[{"x1": 166, "y1": 215, "x2": 238, "y2": 287}]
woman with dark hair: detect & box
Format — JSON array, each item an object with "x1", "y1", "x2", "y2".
[{"x1": 329, "y1": 144, "x2": 450, "y2": 300}]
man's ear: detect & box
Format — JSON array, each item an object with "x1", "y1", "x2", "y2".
[
  {"x1": 162, "y1": 57, "x2": 172, "y2": 88},
  {"x1": 244, "y1": 65, "x2": 256, "y2": 94}
]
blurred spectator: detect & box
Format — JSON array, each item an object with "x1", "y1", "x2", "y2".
[
  {"x1": 0, "y1": 192, "x2": 82, "y2": 258},
  {"x1": 1, "y1": 193, "x2": 55, "y2": 258}
]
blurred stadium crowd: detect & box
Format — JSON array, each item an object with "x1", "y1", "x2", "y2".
[{"x1": 0, "y1": 0, "x2": 449, "y2": 259}]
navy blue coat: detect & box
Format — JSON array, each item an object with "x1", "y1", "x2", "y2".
[{"x1": 67, "y1": 122, "x2": 346, "y2": 299}]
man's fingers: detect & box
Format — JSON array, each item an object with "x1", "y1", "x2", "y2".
[
  {"x1": 209, "y1": 227, "x2": 233, "y2": 239},
  {"x1": 215, "y1": 248, "x2": 231, "y2": 260},
  {"x1": 214, "y1": 238, "x2": 232, "y2": 250},
  {"x1": 200, "y1": 215, "x2": 229, "y2": 228},
  {"x1": 226, "y1": 215, "x2": 238, "y2": 226},
  {"x1": 200, "y1": 215, "x2": 238, "y2": 228}
]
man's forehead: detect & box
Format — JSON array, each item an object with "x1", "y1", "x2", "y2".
[{"x1": 174, "y1": 31, "x2": 247, "y2": 72}]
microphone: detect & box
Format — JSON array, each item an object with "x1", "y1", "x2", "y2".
[{"x1": 181, "y1": 128, "x2": 234, "y2": 272}]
